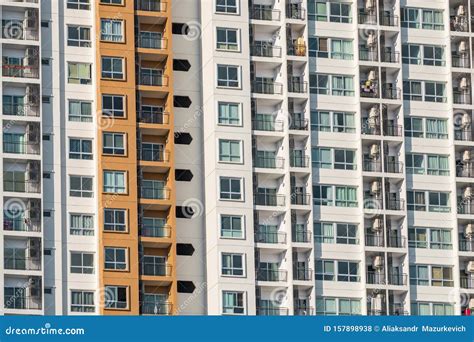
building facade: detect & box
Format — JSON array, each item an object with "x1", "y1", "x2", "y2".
[{"x1": 0, "y1": 0, "x2": 473, "y2": 316}]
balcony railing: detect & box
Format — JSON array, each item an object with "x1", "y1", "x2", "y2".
[
  {"x1": 4, "y1": 255, "x2": 41, "y2": 271},
  {"x1": 292, "y1": 229, "x2": 312, "y2": 243},
  {"x1": 252, "y1": 118, "x2": 284, "y2": 132},
  {"x1": 363, "y1": 160, "x2": 382, "y2": 172},
  {"x1": 141, "y1": 260, "x2": 171, "y2": 277},
  {"x1": 387, "y1": 236, "x2": 406, "y2": 248},
  {"x1": 381, "y1": 51, "x2": 400, "y2": 63},
  {"x1": 291, "y1": 193, "x2": 311, "y2": 206},
  {"x1": 254, "y1": 156, "x2": 284, "y2": 169},
  {"x1": 387, "y1": 199, "x2": 404, "y2": 211},
  {"x1": 250, "y1": 44, "x2": 282, "y2": 58},
  {"x1": 294, "y1": 267, "x2": 313, "y2": 281},
  {"x1": 459, "y1": 238, "x2": 474, "y2": 252},
  {"x1": 294, "y1": 307, "x2": 314, "y2": 316},
  {"x1": 256, "y1": 307, "x2": 288, "y2": 316},
  {"x1": 254, "y1": 193, "x2": 285, "y2": 206},
  {"x1": 3, "y1": 141, "x2": 40, "y2": 155},
  {"x1": 286, "y1": 4, "x2": 305, "y2": 20},
  {"x1": 139, "y1": 186, "x2": 170, "y2": 200},
  {"x1": 140, "y1": 224, "x2": 171, "y2": 238},
  {"x1": 460, "y1": 276, "x2": 474, "y2": 289},
  {"x1": 454, "y1": 128, "x2": 473, "y2": 141},
  {"x1": 251, "y1": 81, "x2": 283, "y2": 95},
  {"x1": 450, "y1": 15, "x2": 469, "y2": 32},
  {"x1": 289, "y1": 117, "x2": 309, "y2": 130},
  {"x1": 383, "y1": 124, "x2": 403, "y2": 137},
  {"x1": 362, "y1": 124, "x2": 381, "y2": 136},
  {"x1": 137, "y1": 111, "x2": 169, "y2": 125},
  {"x1": 288, "y1": 80, "x2": 308, "y2": 93},
  {"x1": 359, "y1": 48, "x2": 378, "y2": 62},
  {"x1": 140, "y1": 301, "x2": 172, "y2": 315},
  {"x1": 138, "y1": 147, "x2": 169, "y2": 162},
  {"x1": 3, "y1": 104, "x2": 39, "y2": 117},
  {"x1": 367, "y1": 272, "x2": 385, "y2": 284},
  {"x1": 4, "y1": 295, "x2": 42, "y2": 310},
  {"x1": 457, "y1": 165, "x2": 474, "y2": 178},
  {"x1": 358, "y1": 12, "x2": 378, "y2": 25},
  {"x1": 384, "y1": 160, "x2": 403, "y2": 173},
  {"x1": 250, "y1": 7, "x2": 281, "y2": 21},
  {"x1": 136, "y1": 0, "x2": 167, "y2": 12},
  {"x1": 453, "y1": 91, "x2": 472, "y2": 105},
  {"x1": 388, "y1": 273, "x2": 407, "y2": 286},
  {"x1": 365, "y1": 234, "x2": 384, "y2": 247},
  {"x1": 137, "y1": 35, "x2": 167, "y2": 50},
  {"x1": 3, "y1": 180, "x2": 40, "y2": 193},
  {"x1": 254, "y1": 231, "x2": 287, "y2": 244},
  {"x1": 256, "y1": 269, "x2": 287, "y2": 282},
  {"x1": 290, "y1": 155, "x2": 309, "y2": 168},
  {"x1": 458, "y1": 203, "x2": 474, "y2": 215},
  {"x1": 452, "y1": 54, "x2": 471, "y2": 68},
  {"x1": 3, "y1": 63, "x2": 39, "y2": 79},
  {"x1": 138, "y1": 73, "x2": 169, "y2": 87},
  {"x1": 380, "y1": 14, "x2": 399, "y2": 27},
  {"x1": 4, "y1": 217, "x2": 41, "y2": 232},
  {"x1": 382, "y1": 86, "x2": 401, "y2": 100}
]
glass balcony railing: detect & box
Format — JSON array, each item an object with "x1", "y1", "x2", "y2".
[
  {"x1": 141, "y1": 257, "x2": 171, "y2": 277},
  {"x1": 254, "y1": 193, "x2": 285, "y2": 206},
  {"x1": 140, "y1": 301, "x2": 172, "y2": 315},
  {"x1": 136, "y1": 0, "x2": 167, "y2": 12},
  {"x1": 256, "y1": 268, "x2": 287, "y2": 282}
]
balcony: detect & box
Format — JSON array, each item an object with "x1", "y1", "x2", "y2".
[
  {"x1": 290, "y1": 154, "x2": 309, "y2": 168},
  {"x1": 380, "y1": 14, "x2": 398, "y2": 27},
  {"x1": 288, "y1": 78, "x2": 308, "y2": 94},
  {"x1": 137, "y1": 110, "x2": 169, "y2": 125},
  {"x1": 256, "y1": 306, "x2": 288, "y2": 316},
  {"x1": 140, "y1": 184, "x2": 170, "y2": 200},
  {"x1": 138, "y1": 71, "x2": 169, "y2": 87},
  {"x1": 141, "y1": 257, "x2": 171, "y2": 277},
  {"x1": 287, "y1": 40, "x2": 306, "y2": 57},
  {"x1": 2, "y1": 103, "x2": 39, "y2": 117},
  {"x1": 455, "y1": 128, "x2": 473, "y2": 141},
  {"x1": 140, "y1": 300, "x2": 171, "y2": 315},
  {"x1": 4, "y1": 253, "x2": 41, "y2": 271},
  {"x1": 457, "y1": 165, "x2": 474, "y2": 178},
  {"x1": 140, "y1": 221, "x2": 171, "y2": 238},
  {"x1": 256, "y1": 268, "x2": 287, "y2": 282},
  {"x1": 254, "y1": 155, "x2": 284, "y2": 169},
  {"x1": 4, "y1": 294, "x2": 41, "y2": 310},
  {"x1": 450, "y1": 15, "x2": 469, "y2": 32},
  {"x1": 365, "y1": 234, "x2": 384, "y2": 247},
  {"x1": 459, "y1": 238, "x2": 474, "y2": 252},
  {"x1": 138, "y1": 145, "x2": 169, "y2": 163},
  {"x1": 460, "y1": 276, "x2": 474, "y2": 289},
  {"x1": 254, "y1": 193, "x2": 285, "y2": 207},
  {"x1": 358, "y1": 12, "x2": 377, "y2": 25},
  {"x1": 363, "y1": 159, "x2": 382, "y2": 172},
  {"x1": 359, "y1": 48, "x2": 378, "y2": 62},
  {"x1": 367, "y1": 271, "x2": 385, "y2": 284},
  {"x1": 291, "y1": 193, "x2": 311, "y2": 206},
  {"x1": 135, "y1": 0, "x2": 167, "y2": 12},
  {"x1": 452, "y1": 54, "x2": 471, "y2": 68},
  {"x1": 388, "y1": 273, "x2": 407, "y2": 286},
  {"x1": 4, "y1": 217, "x2": 41, "y2": 233},
  {"x1": 250, "y1": 43, "x2": 282, "y2": 58},
  {"x1": 251, "y1": 80, "x2": 283, "y2": 95},
  {"x1": 3, "y1": 141, "x2": 40, "y2": 155},
  {"x1": 250, "y1": 6, "x2": 281, "y2": 21},
  {"x1": 385, "y1": 160, "x2": 403, "y2": 173},
  {"x1": 137, "y1": 33, "x2": 167, "y2": 50},
  {"x1": 252, "y1": 118, "x2": 284, "y2": 132},
  {"x1": 286, "y1": 3, "x2": 305, "y2": 20},
  {"x1": 382, "y1": 85, "x2": 401, "y2": 100},
  {"x1": 3, "y1": 179, "x2": 40, "y2": 194},
  {"x1": 2, "y1": 62, "x2": 39, "y2": 79},
  {"x1": 386, "y1": 199, "x2": 404, "y2": 211},
  {"x1": 383, "y1": 124, "x2": 403, "y2": 137},
  {"x1": 1, "y1": 20, "x2": 39, "y2": 41},
  {"x1": 293, "y1": 267, "x2": 313, "y2": 281},
  {"x1": 292, "y1": 228, "x2": 312, "y2": 243},
  {"x1": 387, "y1": 236, "x2": 406, "y2": 248},
  {"x1": 289, "y1": 117, "x2": 308, "y2": 131},
  {"x1": 254, "y1": 229, "x2": 287, "y2": 244},
  {"x1": 453, "y1": 91, "x2": 472, "y2": 105},
  {"x1": 381, "y1": 51, "x2": 400, "y2": 64}
]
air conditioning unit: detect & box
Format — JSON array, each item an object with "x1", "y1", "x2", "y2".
[
  {"x1": 464, "y1": 186, "x2": 473, "y2": 199},
  {"x1": 465, "y1": 224, "x2": 474, "y2": 239},
  {"x1": 462, "y1": 113, "x2": 472, "y2": 128},
  {"x1": 365, "y1": 0, "x2": 376, "y2": 10},
  {"x1": 372, "y1": 218, "x2": 383, "y2": 232},
  {"x1": 368, "y1": 106, "x2": 379, "y2": 128},
  {"x1": 373, "y1": 256, "x2": 384, "y2": 269},
  {"x1": 464, "y1": 150, "x2": 472, "y2": 163},
  {"x1": 371, "y1": 181, "x2": 381, "y2": 194},
  {"x1": 367, "y1": 33, "x2": 377, "y2": 48},
  {"x1": 466, "y1": 261, "x2": 474, "y2": 273},
  {"x1": 370, "y1": 144, "x2": 380, "y2": 159},
  {"x1": 459, "y1": 41, "x2": 468, "y2": 55},
  {"x1": 469, "y1": 298, "x2": 474, "y2": 309},
  {"x1": 368, "y1": 70, "x2": 377, "y2": 81},
  {"x1": 458, "y1": 5, "x2": 466, "y2": 17},
  {"x1": 460, "y1": 77, "x2": 470, "y2": 90}
]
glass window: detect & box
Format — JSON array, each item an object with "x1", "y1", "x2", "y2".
[
  {"x1": 71, "y1": 291, "x2": 95, "y2": 313},
  {"x1": 216, "y1": 28, "x2": 238, "y2": 51},
  {"x1": 339, "y1": 298, "x2": 361, "y2": 315},
  {"x1": 219, "y1": 140, "x2": 241, "y2": 163},
  {"x1": 315, "y1": 260, "x2": 335, "y2": 281},
  {"x1": 102, "y1": 132, "x2": 125, "y2": 155},
  {"x1": 404, "y1": 117, "x2": 424, "y2": 138},
  {"x1": 403, "y1": 80, "x2": 422, "y2": 101},
  {"x1": 222, "y1": 291, "x2": 244, "y2": 314},
  {"x1": 431, "y1": 266, "x2": 453, "y2": 287},
  {"x1": 430, "y1": 229, "x2": 452, "y2": 250},
  {"x1": 68, "y1": 62, "x2": 92, "y2": 84},
  {"x1": 104, "y1": 247, "x2": 127, "y2": 270},
  {"x1": 218, "y1": 102, "x2": 241, "y2": 125},
  {"x1": 219, "y1": 177, "x2": 242, "y2": 200},
  {"x1": 220, "y1": 215, "x2": 243, "y2": 238},
  {"x1": 314, "y1": 222, "x2": 334, "y2": 243},
  {"x1": 316, "y1": 298, "x2": 337, "y2": 315},
  {"x1": 331, "y1": 75, "x2": 354, "y2": 96},
  {"x1": 312, "y1": 148, "x2": 332, "y2": 169},
  {"x1": 221, "y1": 253, "x2": 244, "y2": 276},
  {"x1": 69, "y1": 100, "x2": 92, "y2": 122},
  {"x1": 427, "y1": 155, "x2": 449, "y2": 176},
  {"x1": 309, "y1": 74, "x2": 329, "y2": 94},
  {"x1": 426, "y1": 119, "x2": 448, "y2": 139},
  {"x1": 337, "y1": 261, "x2": 359, "y2": 282},
  {"x1": 102, "y1": 95, "x2": 125, "y2": 117},
  {"x1": 104, "y1": 286, "x2": 127, "y2": 309},
  {"x1": 216, "y1": 0, "x2": 238, "y2": 14},
  {"x1": 67, "y1": 0, "x2": 90, "y2": 10},
  {"x1": 217, "y1": 64, "x2": 240, "y2": 88},
  {"x1": 104, "y1": 209, "x2": 127, "y2": 232},
  {"x1": 329, "y1": 3, "x2": 352, "y2": 23},
  {"x1": 424, "y1": 82, "x2": 446, "y2": 102},
  {"x1": 335, "y1": 186, "x2": 357, "y2": 207},
  {"x1": 407, "y1": 191, "x2": 426, "y2": 211},
  {"x1": 70, "y1": 214, "x2": 94, "y2": 236},
  {"x1": 103, "y1": 171, "x2": 126, "y2": 193},
  {"x1": 336, "y1": 223, "x2": 358, "y2": 245},
  {"x1": 428, "y1": 191, "x2": 450, "y2": 212},
  {"x1": 101, "y1": 57, "x2": 124, "y2": 79},
  {"x1": 422, "y1": 9, "x2": 444, "y2": 30},
  {"x1": 406, "y1": 154, "x2": 425, "y2": 174},
  {"x1": 402, "y1": 44, "x2": 421, "y2": 65},
  {"x1": 409, "y1": 265, "x2": 429, "y2": 286},
  {"x1": 100, "y1": 19, "x2": 123, "y2": 42},
  {"x1": 408, "y1": 228, "x2": 428, "y2": 249},
  {"x1": 69, "y1": 138, "x2": 93, "y2": 160},
  {"x1": 334, "y1": 149, "x2": 356, "y2": 170},
  {"x1": 70, "y1": 176, "x2": 93, "y2": 197},
  {"x1": 68, "y1": 26, "x2": 91, "y2": 47},
  {"x1": 70, "y1": 252, "x2": 94, "y2": 274},
  {"x1": 423, "y1": 45, "x2": 445, "y2": 66},
  {"x1": 313, "y1": 185, "x2": 333, "y2": 206}
]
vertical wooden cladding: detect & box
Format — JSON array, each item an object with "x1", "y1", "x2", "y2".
[{"x1": 97, "y1": 0, "x2": 176, "y2": 315}]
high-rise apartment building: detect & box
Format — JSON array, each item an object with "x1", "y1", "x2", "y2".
[{"x1": 1, "y1": 0, "x2": 474, "y2": 317}]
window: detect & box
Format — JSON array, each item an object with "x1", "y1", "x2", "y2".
[
  {"x1": 428, "y1": 191, "x2": 450, "y2": 212},
  {"x1": 338, "y1": 298, "x2": 361, "y2": 316},
  {"x1": 312, "y1": 148, "x2": 332, "y2": 169},
  {"x1": 70, "y1": 252, "x2": 94, "y2": 274},
  {"x1": 401, "y1": 8, "x2": 444, "y2": 30},
  {"x1": 69, "y1": 100, "x2": 92, "y2": 122},
  {"x1": 403, "y1": 80, "x2": 446, "y2": 102},
  {"x1": 217, "y1": 65, "x2": 240, "y2": 88},
  {"x1": 69, "y1": 138, "x2": 93, "y2": 160},
  {"x1": 220, "y1": 215, "x2": 243, "y2": 238},
  {"x1": 406, "y1": 154, "x2": 449, "y2": 176},
  {"x1": 402, "y1": 44, "x2": 445, "y2": 66},
  {"x1": 337, "y1": 261, "x2": 359, "y2": 282},
  {"x1": 67, "y1": 26, "x2": 91, "y2": 47},
  {"x1": 68, "y1": 62, "x2": 92, "y2": 84},
  {"x1": 316, "y1": 297, "x2": 361, "y2": 315},
  {"x1": 101, "y1": 0, "x2": 123, "y2": 4},
  {"x1": 403, "y1": 80, "x2": 422, "y2": 101},
  {"x1": 410, "y1": 265, "x2": 453, "y2": 287},
  {"x1": 222, "y1": 291, "x2": 244, "y2": 314},
  {"x1": 309, "y1": 1, "x2": 352, "y2": 23},
  {"x1": 67, "y1": 0, "x2": 90, "y2": 10},
  {"x1": 424, "y1": 82, "x2": 446, "y2": 102},
  {"x1": 218, "y1": 102, "x2": 241, "y2": 126},
  {"x1": 315, "y1": 260, "x2": 335, "y2": 281},
  {"x1": 407, "y1": 191, "x2": 426, "y2": 211},
  {"x1": 101, "y1": 57, "x2": 124, "y2": 80},
  {"x1": 308, "y1": 37, "x2": 353, "y2": 60},
  {"x1": 221, "y1": 253, "x2": 244, "y2": 276},
  {"x1": 314, "y1": 222, "x2": 335, "y2": 243},
  {"x1": 104, "y1": 209, "x2": 127, "y2": 232},
  {"x1": 70, "y1": 214, "x2": 94, "y2": 236},
  {"x1": 216, "y1": 0, "x2": 238, "y2": 14},
  {"x1": 411, "y1": 302, "x2": 454, "y2": 316},
  {"x1": 219, "y1": 177, "x2": 242, "y2": 200},
  {"x1": 102, "y1": 133, "x2": 125, "y2": 155},
  {"x1": 216, "y1": 28, "x2": 239, "y2": 51},
  {"x1": 409, "y1": 228, "x2": 452, "y2": 250},
  {"x1": 312, "y1": 148, "x2": 356, "y2": 170},
  {"x1": 105, "y1": 286, "x2": 127, "y2": 309},
  {"x1": 311, "y1": 111, "x2": 355, "y2": 133},
  {"x1": 70, "y1": 176, "x2": 93, "y2": 197},
  {"x1": 404, "y1": 117, "x2": 448, "y2": 139},
  {"x1": 102, "y1": 95, "x2": 125, "y2": 117},
  {"x1": 104, "y1": 247, "x2": 127, "y2": 270},
  {"x1": 103, "y1": 171, "x2": 126, "y2": 193},
  {"x1": 406, "y1": 154, "x2": 425, "y2": 175},
  {"x1": 71, "y1": 291, "x2": 95, "y2": 313},
  {"x1": 309, "y1": 73, "x2": 354, "y2": 96},
  {"x1": 100, "y1": 19, "x2": 123, "y2": 42},
  {"x1": 218, "y1": 140, "x2": 241, "y2": 163},
  {"x1": 316, "y1": 298, "x2": 336, "y2": 315}
]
